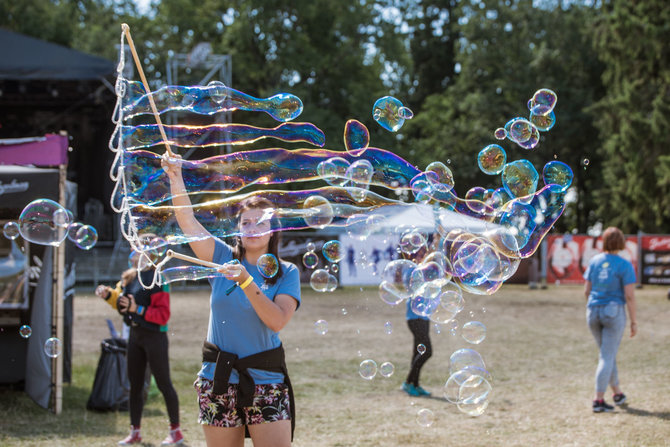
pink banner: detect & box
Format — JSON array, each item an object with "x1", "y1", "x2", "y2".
[{"x1": 0, "y1": 134, "x2": 68, "y2": 166}]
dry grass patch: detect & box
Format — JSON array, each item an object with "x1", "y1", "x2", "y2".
[{"x1": 1, "y1": 284, "x2": 669, "y2": 446}]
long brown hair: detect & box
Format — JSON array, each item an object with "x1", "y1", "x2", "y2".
[{"x1": 232, "y1": 196, "x2": 283, "y2": 285}]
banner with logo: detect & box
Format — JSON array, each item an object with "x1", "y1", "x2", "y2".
[
  {"x1": 640, "y1": 235, "x2": 670, "y2": 285},
  {"x1": 545, "y1": 234, "x2": 638, "y2": 284}
]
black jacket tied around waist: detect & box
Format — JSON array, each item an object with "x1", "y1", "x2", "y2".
[{"x1": 202, "y1": 341, "x2": 295, "y2": 440}]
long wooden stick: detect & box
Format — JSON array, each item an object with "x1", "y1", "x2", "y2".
[
  {"x1": 166, "y1": 249, "x2": 222, "y2": 269},
  {"x1": 121, "y1": 23, "x2": 174, "y2": 157}
]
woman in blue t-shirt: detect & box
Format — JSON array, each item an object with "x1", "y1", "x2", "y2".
[
  {"x1": 162, "y1": 154, "x2": 301, "y2": 447},
  {"x1": 583, "y1": 226, "x2": 637, "y2": 413}
]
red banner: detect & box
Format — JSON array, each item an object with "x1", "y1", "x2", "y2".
[{"x1": 545, "y1": 234, "x2": 638, "y2": 284}]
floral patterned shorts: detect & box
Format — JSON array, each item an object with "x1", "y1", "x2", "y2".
[{"x1": 194, "y1": 377, "x2": 291, "y2": 427}]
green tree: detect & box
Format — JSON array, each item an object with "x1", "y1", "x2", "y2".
[
  {"x1": 404, "y1": 0, "x2": 605, "y2": 232},
  {"x1": 0, "y1": 0, "x2": 143, "y2": 59},
  {"x1": 401, "y1": 0, "x2": 461, "y2": 111},
  {"x1": 149, "y1": 0, "x2": 406, "y2": 152},
  {"x1": 591, "y1": 0, "x2": 670, "y2": 233},
  {"x1": 0, "y1": 0, "x2": 77, "y2": 45}
]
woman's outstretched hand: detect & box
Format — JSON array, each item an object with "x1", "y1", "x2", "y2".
[
  {"x1": 218, "y1": 261, "x2": 248, "y2": 283},
  {"x1": 161, "y1": 152, "x2": 183, "y2": 180}
]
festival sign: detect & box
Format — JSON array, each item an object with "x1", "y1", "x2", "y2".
[{"x1": 640, "y1": 235, "x2": 670, "y2": 285}]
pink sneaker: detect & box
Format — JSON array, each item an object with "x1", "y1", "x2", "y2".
[
  {"x1": 118, "y1": 427, "x2": 142, "y2": 445},
  {"x1": 161, "y1": 427, "x2": 184, "y2": 445}
]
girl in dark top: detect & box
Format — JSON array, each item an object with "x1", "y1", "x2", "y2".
[{"x1": 98, "y1": 265, "x2": 183, "y2": 445}]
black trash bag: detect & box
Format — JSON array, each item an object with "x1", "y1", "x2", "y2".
[{"x1": 86, "y1": 337, "x2": 130, "y2": 412}]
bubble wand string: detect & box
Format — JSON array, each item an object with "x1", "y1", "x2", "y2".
[{"x1": 121, "y1": 23, "x2": 174, "y2": 157}]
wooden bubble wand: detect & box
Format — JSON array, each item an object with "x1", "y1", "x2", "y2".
[
  {"x1": 165, "y1": 250, "x2": 243, "y2": 295},
  {"x1": 121, "y1": 23, "x2": 174, "y2": 157}
]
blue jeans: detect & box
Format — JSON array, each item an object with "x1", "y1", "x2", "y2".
[{"x1": 587, "y1": 302, "x2": 626, "y2": 394}]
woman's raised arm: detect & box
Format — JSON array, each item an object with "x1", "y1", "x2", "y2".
[{"x1": 161, "y1": 153, "x2": 215, "y2": 262}]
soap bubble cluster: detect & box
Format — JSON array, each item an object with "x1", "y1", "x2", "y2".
[
  {"x1": 110, "y1": 28, "x2": 569, "y2": 423},
  {"x1": 4, "y1": 198, "x2": 98, "y2": 251}
]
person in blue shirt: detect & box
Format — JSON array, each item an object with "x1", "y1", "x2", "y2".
[
  {"x1": 162, "y1": 154, "x2": 301, "y2": 447},
  {"x1": 583, "y1": 226, "x2": 637, "y2": 413}
]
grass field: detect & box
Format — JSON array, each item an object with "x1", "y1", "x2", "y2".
[{"x1": 1, "y1": 284, "x2": 669, "y2": 446}]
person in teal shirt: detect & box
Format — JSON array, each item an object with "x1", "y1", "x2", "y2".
[
  {"x1": 583, "y1": 226, "x2": 637, "y2": 413},
  {"x1": 163, "y1": 154, "x2": 300, "y2": 447}
]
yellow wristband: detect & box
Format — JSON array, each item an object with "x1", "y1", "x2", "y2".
[{"x1": 239, "y1": 276, "x2": 254, "y2": 290}]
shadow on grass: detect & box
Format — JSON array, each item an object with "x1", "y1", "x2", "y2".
[{"x1": 621, "y1": 405, "x2": 670, "y2": 421}]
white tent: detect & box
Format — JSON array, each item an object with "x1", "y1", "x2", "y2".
[{"x1": 375, "y1": 203, "x2": 499, "y2": 234}]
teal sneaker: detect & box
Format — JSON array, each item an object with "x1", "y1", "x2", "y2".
[
  {"x1": 415, "y1": 385, "x2": 432, "y2": 396},
  {"x1": 402, "y1": 382, "x2": 421, "y2": 397}
]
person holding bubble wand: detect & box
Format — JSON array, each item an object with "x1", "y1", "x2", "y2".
[
  {"x1": 161, "y1": 153, "x2": 301, "y2": 447},
  {"x1": 95, "y1": 253, "x2": 182, "y2": 445}
]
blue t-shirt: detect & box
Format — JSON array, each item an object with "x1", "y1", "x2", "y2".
[
  {"x1": 198, "y1": 240, "x2": 301, "y2": 384},
  {"x1": 583, "y1": 253, "x2": 636, "y2": 307}
]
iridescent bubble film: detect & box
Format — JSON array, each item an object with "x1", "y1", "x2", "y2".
[
  {"x1": 121, "y1": 80, "x2": 304, "y2": 122},
  {"x1": 528, "y1": 88, "x2": 558, "y2": 116},
  {"x1": 53, "y1": 208, "x2": 71, "y2": 228},
  {"x1": 257, "y1": 253, "x2": 279, "y2": 279},
  {"x1": 444, "y1": 366, "x2": 493, "y2": 404},
  {"x1": 322, "y1": 240, "x2": 343, "y2": 263},
  {"x1": 502, "y1": 159, "x2": 539, "y2": 199},
  {"x1": 359, "y1": 359, "x2": 377, "y2": 380},
  {"x1": 530, "y1": 110, "x2": 556, "y2": 132},
  {"x1": 314, "y1": 319, "x2": 328, "y2": 335},
  {"x1": 461, "y1": 321, "x2": 487, "y2": 344},
  {"x1": 425, "y1": 161, "x2": 454, "y2": 191},
  {"x1": 416, "y1": 408, "x2": 434, "y2": 427},
  {"x1": 3, "y1": 221, "x2": 19, "y2": 240},
  {"x1": 343, "y1": 119, "x2": 370, "y2": 154},
  {"x1": 477, "y1": 144, "x2": 507, "y2": 175},
  {"x1": 74, "y1": 225, "x2": 98, "y2": 250},
  {"x1": 379, "y1": 361, "x2": 395, "y2": 378},
  {"x1": 450, "y1": 348, "x2": 486, "y2": 375},
  {"x1": 316, "y1": 157, "x2": 350, "y2": 187},
  {"x1": 302, "y1": 251, "x2": 319, "y2": 269},
  {"x1": 379, "y1": 259, "x2": 416, "y2": 305},
  {"x1": 110, "y1": 38, "x2": 568, "y2": 422},
  {"x1": 19, "y1": 199, "x2": 68, "y2": 246},
  {"x1": 372, "y1": 96, "x2": 408, "y2": 132},
  {"x1": 67, "y1": 222, "x2": 84, "y2": 243},
  {"x1": 457, "y1": 375, "x2": 492, "y2": 416},
  {"x1": 19, "y1": 325, "x2": 32, "y2": 338},
  {"x1": 310, "y1": 269, "x2": 330, "y2": 292},
  {"x1": 542, "y1": 161, "x2": 573, "y2": 192},
  {"x1": 44, "y1": 337, "x2": 62, "y2": 358}
]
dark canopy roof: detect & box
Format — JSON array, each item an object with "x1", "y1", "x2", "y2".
[{"x1": 0, "y1": 28, "x2": 115, "y2": 80}]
